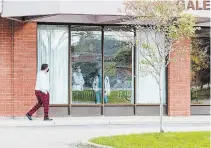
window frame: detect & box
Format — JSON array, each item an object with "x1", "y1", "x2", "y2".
[{"x1": 36, "y1": 23, "x2": 168, "y2": 115}]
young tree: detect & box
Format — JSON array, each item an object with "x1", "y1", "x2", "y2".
[{"x1": 123, "y1": 0, "x2": 197, "y2": 132}]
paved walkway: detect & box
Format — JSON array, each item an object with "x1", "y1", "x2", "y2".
[
  {"x1": 0, "y1": 116, "x2": 210, "y2": 148},
  {"x1": 0, "y1": 116, "x2": 210, "y2": 127},
  {"x1": 0, "y1": 121, "x2": 210, "y2": 148}
]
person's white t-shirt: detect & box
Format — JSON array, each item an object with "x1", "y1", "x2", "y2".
[{"x1": 35, "y1": 71, "x2": 49, "y2": 94}]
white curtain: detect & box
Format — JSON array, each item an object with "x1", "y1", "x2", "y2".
[
  {"x1": 136, "y1": 30, "x2": 166, "y2": 104},
  {"x1": 37, "y1": 25, "x2": 69, "y2": 104}
]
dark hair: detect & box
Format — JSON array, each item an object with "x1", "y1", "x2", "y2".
[
  {"x1": 41, "y1": 64, "x2": 48, "y2": 70},
  {"x1": 74, "y1": 66, "x2": 80, "y2": 70}
]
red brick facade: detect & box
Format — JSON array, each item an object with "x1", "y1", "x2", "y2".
[
  {"x1": 0, "y1": 18, "x2": 13, "y2": 116},
  {"x1": 0, "y1": 18, "x2": 37, "y2": 116},
  {"x1": 168, "y1": 38, "x2": 191, "y2": 116},
  {"x1": 0, "y1": 18, "x2": 191, "y2": 116}
]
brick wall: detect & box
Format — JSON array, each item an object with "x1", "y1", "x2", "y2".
[
  {"x1": 168, "y1": 38, "x2": 191, "y2": 116},
  {"x1": 0, "y1": 18, "x2": 37, "y2": 116},
  {"x1": 13, "y1": 22, "x2": 37, "y2": 116},
  {"x1": 0, "y1": 18, "x2": 12, "y2": 116}
]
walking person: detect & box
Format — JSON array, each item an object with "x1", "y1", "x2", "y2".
[{"x1": 26, "y1": 64, "x2": 52, "y2": 121}]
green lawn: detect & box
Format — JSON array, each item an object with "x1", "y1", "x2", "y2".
[
  {"x1": 191, "y1": 87, "x2": 210, "y2": 100},
  {"x1": 72, "y1": 90, "x2": 130, "y2": 103},
  {"x1": 90, "y1": 131, "x2": 210, "y2": 148}
]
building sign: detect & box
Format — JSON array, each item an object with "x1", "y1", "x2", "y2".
[{"x1": 179, "y1": 0, "x2": 210, "y2": 10}]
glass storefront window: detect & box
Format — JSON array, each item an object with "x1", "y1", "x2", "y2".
[
  {"x1": 136, "y1": 30, "x2": 166, "y2": 104},
  {"x1": 104, "y1": 26, "x2": 135, "y2": 104},
  {"x1": 37, "y1": 25, "x2": 69, "y2": 104},
  {"x1": 191, "y1": 28, "x2": 210, "y2": 105},
  {"x1": 37, "y1": 24, "x2": 168, "y2": 106},
  {"x1": 71, "y1": 26, "x2": 102, "y2": 104}
]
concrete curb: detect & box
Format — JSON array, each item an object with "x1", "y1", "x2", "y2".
[
  {"x1": 0, "y1": 120, "x2": 209, "y2": 127},
  {"x1": 0, "y1": 116, "x2": 209, "y2": 127},
  {"x1": 75, "y1": 141, "x2": 113, "y2": 148},
  {"x1": 0, "y1": 123, "x2": 209, "y2": 128}
]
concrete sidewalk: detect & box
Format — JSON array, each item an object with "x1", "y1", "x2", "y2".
[{"x1": 0, "y1": 116, "x2": 210, "y2": 127}]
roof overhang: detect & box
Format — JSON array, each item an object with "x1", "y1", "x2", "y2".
[
  {"x1": 1, "y1": 0, "x2": 210, "y2": 26},
  {"x1": 1, "y1": 1, "x2": 129, "y2": 24}
]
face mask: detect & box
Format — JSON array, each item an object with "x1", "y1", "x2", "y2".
[
  {"x1": 78, "y1": 69, "x2": 81, "y2": 73},
  {"x1": 98, "y1": 69, "x2": 102, "y2": 74}
]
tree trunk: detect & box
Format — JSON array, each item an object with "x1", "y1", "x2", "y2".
[{"x1": 159, "y1": 74, "x2": 164, "y2": 133}]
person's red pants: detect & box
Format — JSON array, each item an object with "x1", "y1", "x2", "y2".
[{"x1": 28, "y1": 90, "x2": 49, "y2": 118}]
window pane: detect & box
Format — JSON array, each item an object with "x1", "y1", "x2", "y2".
[
  {"x1": 71, "y1": 26, "x2": 102, "y2": 104},
  {"x1": 104, "y1": 26, "x2": 134, "y2": 104},
  {"x1": 37, "y1": 25, "x2": 69, "y2": 104},
  {"x1": 136, "y1": 30, "x2": 166, "y2": 104},
  {"x1": 191, "y1": 28, "x2": 210, "y2": 105}
]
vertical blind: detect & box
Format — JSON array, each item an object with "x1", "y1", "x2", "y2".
[
  {"x1": 136, "y1": 30, "x2": 166, "y2": 104},
  {"x1": 37, "y1": 25, "x2": 69, "y2": 104}
]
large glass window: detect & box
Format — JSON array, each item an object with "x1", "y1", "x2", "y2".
[
  {"x1": 37, "y1": 25, "x2": 69, "y2": 104},
  {"x1": 136, "y1": 30, "x2": 166, "y2": 104},
  {"x1": 104, "y1": 26, "x2": 134, "y2": 104},
  {"x1": 71, "y1": 26, "x2": 102, "y2": 104},
  {"x1": 37, "y1": 24, "x2": 168, "y2": 106},
  {"x1": 191, "y1": 28, "x2": 210, "y2": 105}
]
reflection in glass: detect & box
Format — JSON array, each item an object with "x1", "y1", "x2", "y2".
[
  {"x1": 71, "y1": 26, "x2": 102, "y2": 104},
  {"x1": 92, "y1": 68, "x2": 109, "y2": 104},
  {"x1": 191, "y1": 28, "x2": 210, "y2": 105},
  {"x1": 104, "y1": 27, "x2": 134, "y2": 104}
]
